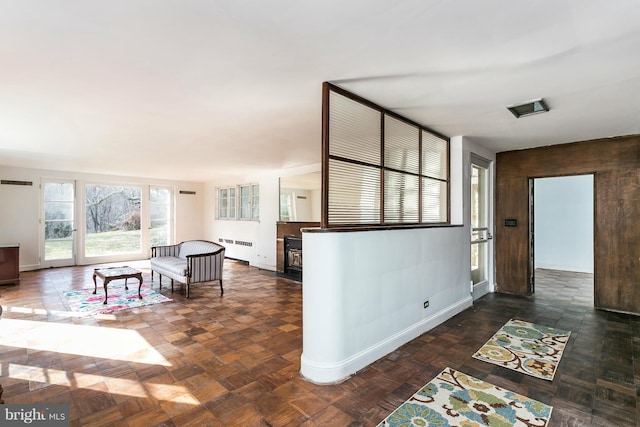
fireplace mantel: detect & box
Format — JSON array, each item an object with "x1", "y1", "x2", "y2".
[{"x1": 276, "y1": 222, "x2": 319, "y2": 279}]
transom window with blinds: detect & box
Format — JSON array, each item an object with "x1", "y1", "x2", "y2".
[{"x1": 322, "y1": 83, "x2": 449, "y2": 227}]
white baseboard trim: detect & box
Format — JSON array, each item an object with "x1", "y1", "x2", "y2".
[
  {"x1": 19, "y1": 264, "x2": 40, "y2": 272},
  {"x1": 251, "y1": 261, "x2": 276, "y2": 271},
  {"x1": 300, "y1": 296, "x2": 473, "y2": 384},
  {"x1": 472, "y1": 281, "x2": 492, "y2": 301}
]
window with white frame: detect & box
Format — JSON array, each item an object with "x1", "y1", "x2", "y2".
[
  {"x1": 217, "y1": 184, "x2": 258, "y2": 220},
  {"x1": 150, "y1": 186, "x2": 173, "y2": 247},
  {"x1": 251, "y1": 184, "x2": 259, "y2": 220},
  {"x1": 239, "y1": 184, "x2": 259, "y2": 220},
  {"x1": 217, "y1": 187, "x2": 236, "y2": 219}
]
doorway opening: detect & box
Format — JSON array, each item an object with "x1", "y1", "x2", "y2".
[{"x1": 530, "y1": 175, "x2": 594, "y2": 299}]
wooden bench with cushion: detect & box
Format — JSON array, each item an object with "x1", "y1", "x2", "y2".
[{"x1": 150, "y1": 240, "x2": 225, "y2": 298}]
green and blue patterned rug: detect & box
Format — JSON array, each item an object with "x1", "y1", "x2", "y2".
[
  {"x1": 378, "y1": 367, "x2": 552, "y2": 426},
  {"x1": 473, "y1": 319, "x2": 571, "y2": 381},
  {"x1": 65, "y1": 283, "x2": 172, "y2": 315}
]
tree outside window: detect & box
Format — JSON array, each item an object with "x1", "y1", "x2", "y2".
[{"x1": 85, "y1": 184, "x2": 141, "y2": 257}]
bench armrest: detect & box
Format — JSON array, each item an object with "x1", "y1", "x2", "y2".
[
  {"x1": 187, "y1": 247, "x2": 225, "y2": 283},
  {"x1": 151, "y1": 244, "x2": 180, "y2": 258}
]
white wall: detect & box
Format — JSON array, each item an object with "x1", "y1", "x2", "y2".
[
  {"x1": 0, "y1": 165, "x2": 204, "y2": 270},
  {"x1": 534, "y1": 175, "x2": 594, "y2": 273},
  {"x1": 175, "y1": 186, "x2": 206, "y2": 242},
  {"x1": 301, "y1": 226, "x2": 472, "y2": 383}
]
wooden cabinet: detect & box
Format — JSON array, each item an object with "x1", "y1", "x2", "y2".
[{"x1": 0, "y1": 244, "x2": 20, "y2": 285}]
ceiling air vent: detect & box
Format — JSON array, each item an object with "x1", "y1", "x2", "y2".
[{"x1": 507, "y1": 98, "x2": 549, "y2": 118}]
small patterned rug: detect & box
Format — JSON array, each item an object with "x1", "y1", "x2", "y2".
[
  {"x1": 378, "y1": 367, "x2": 552, "y2": 426},
  {"x1": 473, "y1": 319, "x2": 571, "y2": 381},
  {"x1": 65, "y1": 283, "x2": 172, "y2": 315}
]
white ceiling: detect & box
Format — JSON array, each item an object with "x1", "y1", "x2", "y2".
[{"x1": 1, "y1": 1, "x2": 639, "y2": 182}]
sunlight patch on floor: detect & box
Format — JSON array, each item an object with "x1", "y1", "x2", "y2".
[
  {"x1": 3, "y1": 363, "x2": 198, "y2": 405},
  {"x1": 0, "y1": 318, "x2": 170, "y2": 366},
  {"x1": 2, "y1": 305, "x2": 118, "y2": 320}
]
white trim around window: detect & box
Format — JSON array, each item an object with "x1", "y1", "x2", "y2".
[{"x1": 217, "y1": 184, "x2": 259, "y2": 221}]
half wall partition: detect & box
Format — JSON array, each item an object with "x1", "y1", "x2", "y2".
[{"x1": 301, "y1": 84, "x2": 471, "y2": 384}]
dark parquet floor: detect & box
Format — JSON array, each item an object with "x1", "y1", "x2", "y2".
[{"x1": 0, "y1": 262, "x2": 638, "y2": 426}]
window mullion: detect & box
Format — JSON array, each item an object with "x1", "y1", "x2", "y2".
[
  {"x1": 418, "y1": 129, "x2": 423, "y2": 223},
  {"x1": 380, "y1": 111, "x2": 385, "y2": 224}
]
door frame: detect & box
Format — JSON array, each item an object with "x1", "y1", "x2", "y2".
[
  {"x1": 528, "y1": 173, "x2": 595, "y2": 295},
  {"x1": 41, "y1": 178, "x2": 77, "y2": 268},
  {"x1": 470, "y1": 153, "x2": 494, "y2": 300}
]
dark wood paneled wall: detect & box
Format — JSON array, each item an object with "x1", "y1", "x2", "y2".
[{"x1": 496, "y1": 135, "x2": 640, "y2": 314}]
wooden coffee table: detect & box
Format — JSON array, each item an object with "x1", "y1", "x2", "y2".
[{"x1": 92, "y1": 266, "x2": 143, "y2": 304}]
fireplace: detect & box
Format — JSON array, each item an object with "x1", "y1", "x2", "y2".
[{"x1": 284, "y1": 236, "x2": 303, "y2": 280}]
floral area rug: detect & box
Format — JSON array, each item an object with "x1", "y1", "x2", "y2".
[
  {"x1": 378, "y1": 367, "x2": 552, "y2": 426},
  {"x1": 473, "y1": 319, "x2": 571, "y2": 381},
  {"x1": 65, "y1": 283, "x2": 172, "y2": 315}
]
